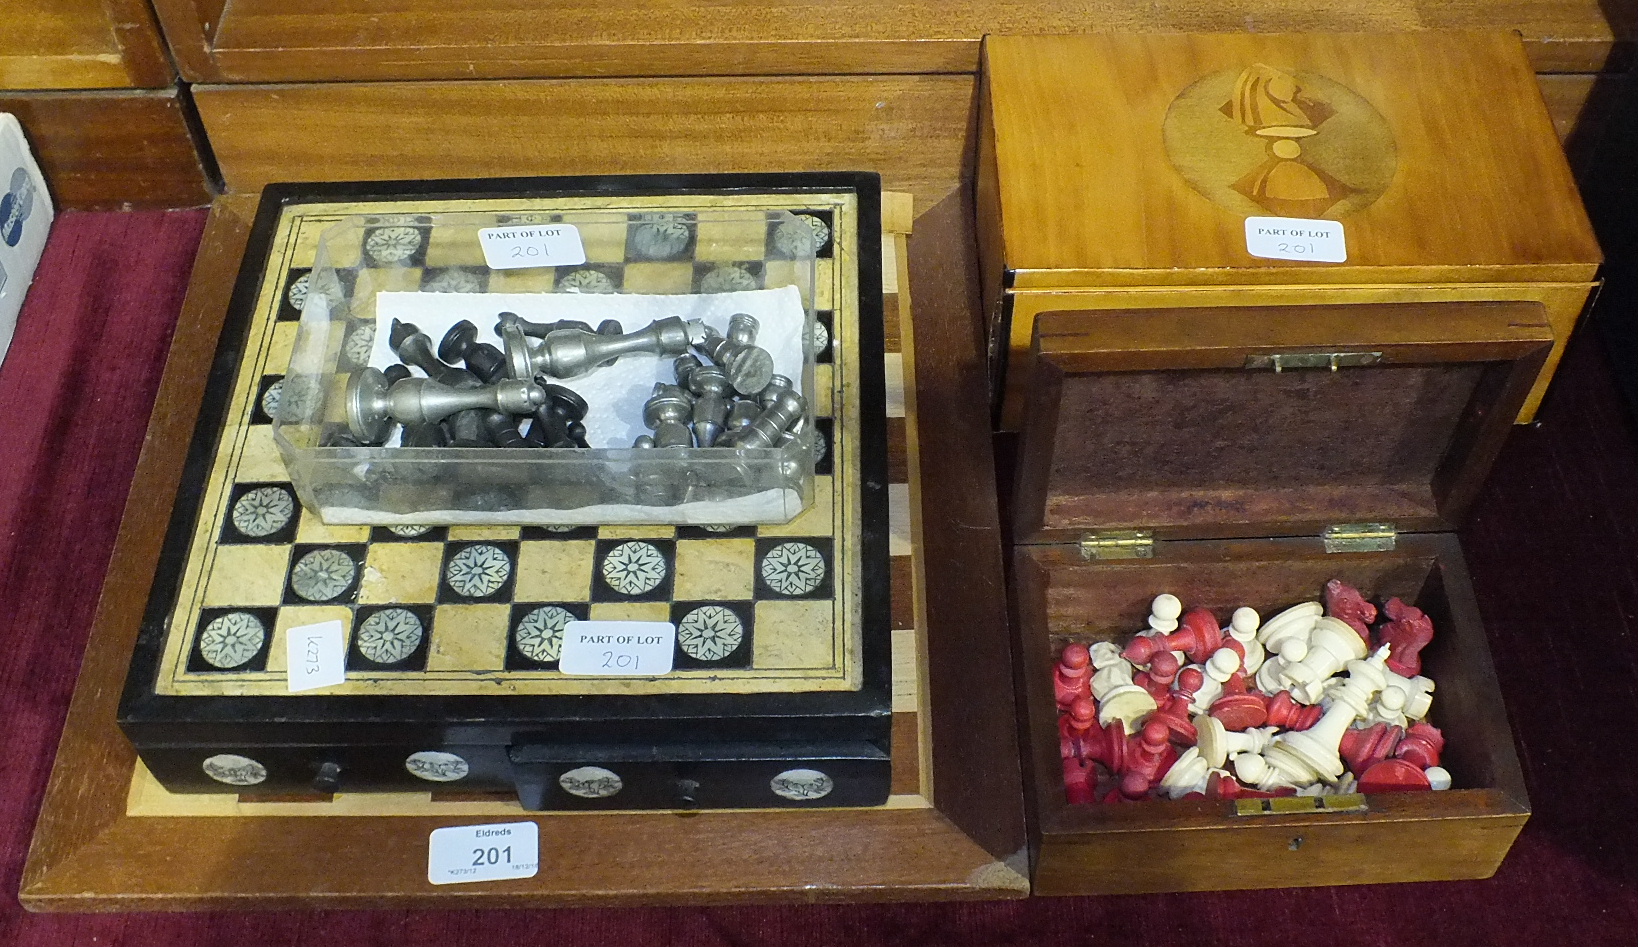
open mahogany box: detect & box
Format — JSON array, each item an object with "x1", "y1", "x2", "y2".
[{"x1": 1007, "y1": 300, "x2": 1548, "y2": 894}]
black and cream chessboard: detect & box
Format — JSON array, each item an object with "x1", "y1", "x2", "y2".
[{"x1": 119, "y1": 174, "x2": 893, "y2": 811}]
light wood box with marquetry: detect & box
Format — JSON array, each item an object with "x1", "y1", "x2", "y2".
[
  {"x1": 1009, "y1": 299, "x2": 1550, "y2": 894},
  {"x1": 977, "y1": 30, "x2": 1601, "y2": 432}
]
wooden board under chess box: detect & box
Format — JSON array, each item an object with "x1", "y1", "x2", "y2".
[
  {"x1": 977, "y1": 30, "x2": 1601, "y2": 432},
  {"x1": 1007, "y1": 300, "x2": 1547, "y2": 894}
]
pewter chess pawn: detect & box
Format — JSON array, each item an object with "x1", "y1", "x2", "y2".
[
  {"x1": 673, "y1": 352, "x2": 702, "y2": 390},
  {"x1": 389, "y1": 319, "x2": 479, "y2": 389},
  {"x1": 501, "y1": 316, "x2": 700, "y2": 380},
  {"x1": 696, "y1": 332, "x2": 775, "y2": 397},
  {"x1": 724, "y1": 398, "x2": 759, "y2": 435},
  {"x1": 721, "y1": 387, "x2": 806, "y2": 449},
  {"x1": 346, "y1": 367, "x2": 545, "y2": 444},
  {"x1": 687, "y1": 365, "x2": 732, "y2": 447},
  {"x1": 726, "y1": 312, "x2": 759, "y2": 346},
  {"x1": 758, "y1": 374, "x2": 794, "y2": 407},
  {"x1": 439, "y1": 320, "x2": 507, "y2": 384},
  {"x1": 644, "y1": 383, "x2": 695, "y2": 448}
]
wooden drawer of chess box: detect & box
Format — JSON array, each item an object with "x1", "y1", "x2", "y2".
[
  {"x1": 1008, "y1": 301, "x2": 1548, "y2": 894},
  {"x1": 976, "y1": 30, "x2": 1601, "y2": 433}
]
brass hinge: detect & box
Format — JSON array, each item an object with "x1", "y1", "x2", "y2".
[
  {"x1": 1322, "y1": 523, "x2": 1397, "y2": 554},
  {"x1": 1233, "y1": 793, "x2": 1369, "y2": 816},
  {"x1": 1079, "y1": 530, "x2": 1154, "y2": 560},
  {"x1": 1244, "y1": 351, "x2": 1383, "y2": 372}
]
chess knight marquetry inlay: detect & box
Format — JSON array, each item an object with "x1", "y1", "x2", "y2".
[{"x1": 1163, "y1": 64, "x2": 1398, "y2": 219}]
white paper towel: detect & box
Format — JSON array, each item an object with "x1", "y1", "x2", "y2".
[{"x1": 369, "y1": 286, "x2": 807, "y2": 447}]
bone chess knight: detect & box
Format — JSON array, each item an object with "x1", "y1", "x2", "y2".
[{"x1": 118, "y1": 174, "x2": 895, "y2": 811}]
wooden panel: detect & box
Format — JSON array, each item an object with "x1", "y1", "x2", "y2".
[
  {"x1": 193, "y1": 76, "x2": 975, "y2": 216},
  {"x1": 0, "y1": 0, "x2": 172, "y2": 89},
  {"x1": 0, "y1": 88, "x2": 212, "y2": 209},
  {"x1": 984, "y1": 32, "x2": 1601, "y2": 282},
  {"x1": 155, "y1": 0, "x2": 1634, "y2": 83}
]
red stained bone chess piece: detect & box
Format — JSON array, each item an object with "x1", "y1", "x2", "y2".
[
  {"x1": 1324, "y1": 579, "x2": 1377, "y2": 643},
  {"x1": 1123, "y1": 608, "x2": 1223, "y2": 665},
  {"x1": 1205, "y1": 771, "x2": 1294, "y2": 799},
  {"x1": 1055, "y1": 642, "x2": 1093, "y2": 709},
  {"x1": 1081, "y1": 717, "x2": 1127, "y2": 774},
  {"x1": 1358, "y1": 757, "x2": 1432, "y2": 794},
  {"x1": 1134, "y1": 650, "x2": 1181, "y2": 702},
  {"x1": 1120, "y1": 720, "x2": 1179, "y2": 798},
  {"x1": 1063, "y1": 756, "x2": 1096, "y2": 804},
  {"x1": 1209, "y1": 672, "x2": 1269, "y2": 731},
  {"x1": 1393, "y1": 721, "x2": 1445, "y2": 768},
  {"x1": 1265, "y1": 690, "x2": 1323, "y2": 730},
  {"x1": 1149, "y1": 692, "x2": 1199, "y2": 746},
  {"x1": 1059, "y1": 697, "x2": 1100, "y2": 759},
  {"x1": 1339, "y1": 722, "x2": 1404, "y2": 776},
  {"x1": 1377, "y1": 598, "x2": 1435, "y2": 677}
]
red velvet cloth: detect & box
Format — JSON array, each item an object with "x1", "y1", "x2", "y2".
[{"x1": 3, "y1": 211, "x2": 1636, "y2": 944}]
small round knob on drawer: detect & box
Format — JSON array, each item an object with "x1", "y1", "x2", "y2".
[
  {"x1": 673, "y1": 778, "x2": 701, "y2": 809},
  {"x1": 313, "y1": 761, "x2": 342, "y2": 793}
]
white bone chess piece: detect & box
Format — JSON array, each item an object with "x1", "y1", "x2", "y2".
[
  {"x1": 1225, "y1": 606, "x2": 1265, "y2": 674},
  {"x1": 1232, "y1": 751, "x2": 1301, "y2": 793},
  {"x1": 1425, "y1": 766, "x2": 1452, "y2": 790},
  {"x1": 1256, "y1": 636, "x2": 1309, "y2": 694},
  {"x1": 1195, "y1": 717, "x2": 1276, "y2": 768},
  {"x1": 1089, "y1": 642, "x2": 1134, "y2": 700},
  {"x1": 1262, "y1": 646, "x2": 1390, "y2": 784},
  {"x1": 1381, "y1": 669, "x2": 1436, "y2": 720},
  {"x1": 1188, "y1": 648, "x2": 1240, "y2": 713},
  {"x1": 1159, "y1": 746, "x2": 1212, "y2": 799},
  {"x1": 1284, "y1": 617, "x2": 1370, "y2": 703},
  {"x1": 1368, "y1": 685, "x2": 1410, "y2": 729},
  {"x1": 1148, "y1": 593, "x2": 1182, "y2": 633},
  {"x1": 1090, "y1": 657, "x2": 1157, "y2": 729},
  {"x1": 1257, "y1": 601, "x2": 1321, "y2": 648}
]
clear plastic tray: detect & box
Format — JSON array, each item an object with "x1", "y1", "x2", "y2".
[{"x1": 272, "y1": 208, "x2": 818, "y2": 526}]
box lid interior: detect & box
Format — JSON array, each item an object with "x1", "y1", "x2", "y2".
[
  {"x1": 1011, "y1": 301, "x2": 1554, "y2": 544},
  {"x1": 983, "y1": 31, "x2": 1600, "y2": 288}
]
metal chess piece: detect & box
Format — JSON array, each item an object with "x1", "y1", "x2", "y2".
[
  {"x1": 442, "y1": 409, "x2": 490, "y2": 448},
  {"x1": 724, "y1": 398, "x2": 759, "y2": 435},
  {"x1": 643, "y1": 383, "x2": 695, "y2": 448},
  {"x1": 401, "y1": 423, "x2": 447, "y2": 448},
  {"x1": 346, "y1": 367, "x2": 545, "y2": 444},
  {"x1": 726, "y1": 312, "x2": 759, "y2": 346},
  {"x1": 495, "y1": 310, "x2": 594, "y2": 339},
  {"x1": 722, "y1": 387, "x2": 806, "y2": 449},
  {"x1": 696, "y1": 330, "x2": 775, "y2": 397},
  {"x1": 759, "y1": 373, "x2": 794, "y2": 407},
  {"x1": 390, "y1": 319, "x2": 480, "y2": 388},
  {"x1": 524, "y1": 385, "x2": 590, "y2": 449},
  {"x1": 481, "y1": 410, "x2": 529, "y2": 448},
  {"x1": 501, "y1": 316, "x2": 701, "y2": 380},
  {"x1": 687, "y1": 364, "x2": 732, "y2": 447},
  {"x1": 673, "y1": 352, "x2": 702, "y2": 390},
  {"x1": 439, "y1": 320, "x2": 508, "y2": 384}
]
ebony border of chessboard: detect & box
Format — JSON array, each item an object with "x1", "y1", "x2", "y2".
[{"x1": 118, "y1": 173, "x2": 891, "y2": 754}]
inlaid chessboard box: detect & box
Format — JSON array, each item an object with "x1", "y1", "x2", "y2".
[{"x1": 977, "y1": 31, "x2": 1602, "y2": 432}]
